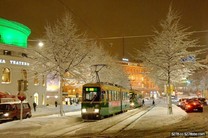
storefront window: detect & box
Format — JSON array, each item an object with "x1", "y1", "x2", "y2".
[
  {"x1": 2, "y1": 68, "x2": 11, "y2": 83},
  {"x1": 34, "y1": 72, "x2": 39, "y2": 85}
]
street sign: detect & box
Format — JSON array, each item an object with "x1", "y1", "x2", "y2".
[{"x1": 17, "y1": 92, "x2": 26, "y2": 101}]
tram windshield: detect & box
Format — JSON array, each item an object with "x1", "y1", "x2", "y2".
[{"x1": 83, "y1": 87, "x2": 100, "y2": 101}]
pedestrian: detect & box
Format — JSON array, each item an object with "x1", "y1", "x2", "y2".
[
  {"x1": 152, "y1": 100, "x2": 155, "y2": 106},
  {"x1": 33, "y1": 102, "x2": 37, "y2": 112},
  {"x1": 142, "y1": 99, "x2": 145, "y2": 106},
  {"x1": 55, "y1": 101, "x2": 58, "y2": 107}
]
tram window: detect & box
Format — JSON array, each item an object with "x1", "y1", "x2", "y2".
[
  {"x1": 106, "y1": 91, "x2": 109, "y2": 101},
  {"x1": 101, "y1": 91, "x2": 105, "y2": 100},
  {"x1": 108, "y1": 90, "x2": 112, "y2": 101},
  {"x1": 85, "y1": 92, "x2": 96, "y2": 100},
  {"x1": 121, "y1": 92, "x2": 123, "y2": 100},
  {"x1": 115, "y1": 91, "x2": 118, "y2": 100},
  {"x1": 112, "y1": 91, "x2": 115, "y2": 101},
  {"x1": 123, "y1": 92, "x2": 125, "y2": 100},
  {"x1": 83, "y1": 87, "x2": 100, "y2": 101},
  {"x1": 124, "y1": 92, "x2": 127, "y2": 100},
  {"x1": 113, "y1": 91, "x2": 115, "y2": 101}
]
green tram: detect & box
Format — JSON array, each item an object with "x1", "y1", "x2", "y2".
[
  {"x1": 129, "y1": 91, "x2": 143, "y2": 108},
  {"x1": 81, "y1": 82, "x2": 130, "y2": 120}
]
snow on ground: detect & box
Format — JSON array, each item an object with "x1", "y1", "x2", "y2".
[
  {"x1": 0, "y1": 104, "x2": 81, "y2": 137},
  {"x1": 130, "y1": 100, "x2": 187, "y2": 130},
  {"x1": 32, "y1": 103, "x2": 81, "y2": 117},
  {"x1": 0, "y1": 99, "x2": 188, "y2": 137}
]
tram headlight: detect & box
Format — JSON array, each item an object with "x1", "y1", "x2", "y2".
[
  {"x1": 94, "y1": 109, "x2": 99, "y2": 113},
  {"x1": 130, "y1": 102, "x2": 135, "y2": 106},
  {"x1": 82, "y1": 108, "x2": 87, "y2": 113}
]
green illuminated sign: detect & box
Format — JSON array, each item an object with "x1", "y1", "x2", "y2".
[
  {"x1": 0, "y1": 18, "x2": 31, "y2": 48},
  {"x1": 86, "y1": 88, "x2": 98, "y2": 92}
]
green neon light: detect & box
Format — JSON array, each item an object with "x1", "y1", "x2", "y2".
[{"x1": 0, "y1": 18, "x2": 31, "y2": 48}]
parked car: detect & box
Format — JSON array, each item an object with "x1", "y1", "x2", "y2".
[
  {"x1": 183, "y1": 100, "x2": 203, "y2": 112},
  {"x1": 197, "y1": 98, "x2": 207, "y2": 106},
  {"x1": 177, "y1": 98, "x2": 188, "y2": 108},
  {"x1": 0, "y1": 101, "x2": 32, "y2": 122}
]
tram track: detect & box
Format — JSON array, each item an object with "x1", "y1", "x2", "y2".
[
  {"x1": 63, "y1": 106, "x2": 154, "y2": 137},
  {"x1": 96, "y1": 106, "x2": 155, "y2": 137},
  {"x1": 40, "y1": 105, "x2": 155, "y2": 138},
  {"x1": 49, "y1": 109, "x2": 143, "y2": 137}
]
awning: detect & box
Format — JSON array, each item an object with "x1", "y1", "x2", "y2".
[{"x1": 0, "y1": 92, "x2": 16, "y2": 98}]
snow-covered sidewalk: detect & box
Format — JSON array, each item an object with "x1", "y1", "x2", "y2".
[
  {"x1": 31, "y1": 103, "x2": 81, "y2": 117},
  {"x1": 0, "y1": 99, "x2": 188, "y2": 137},
  {"x1": 130, "y1": 99, "x2": 188, "y2": 130}
]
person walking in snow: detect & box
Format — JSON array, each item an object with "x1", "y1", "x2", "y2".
[
  {"x1": 55, "y1": 101, "x2": 58, "y2": 107},
  {"x1": 33, "y1": 102, "x2": 37, "y2": 112},
  {"x1": 152, "y1": 100, "x2": 155, "y2": 106},
  {"x1": 142, "y1": 99, "x2": 145, "y2": 106}
]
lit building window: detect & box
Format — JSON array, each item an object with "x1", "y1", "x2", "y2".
[
  {"x1": 3, "y1": 50, "x2": 11, "y2": 55},
  {"x1": 22, "y1": 69, "x2": 27, "y2": 80},
  {"x1": 2, "y1": 68, "x2": 11, "y2": 83},
  {"x1": 22, "y1": 53, "x2": 28, "y2": 57},
  {"x1": 42, "y1": 75, "x2": 45, "y2": 86},
  {"x1": 34, "y1": 72, "x2": 39, "y2": 85}
]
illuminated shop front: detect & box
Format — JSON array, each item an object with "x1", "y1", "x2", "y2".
[
  {"x1": 0, "y1": 18, "x2": 46, "y2": 106},
  {"x1": 45, "y1": 74, "x2": 82, "y2": 105}
]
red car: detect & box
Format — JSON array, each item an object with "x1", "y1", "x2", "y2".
[{"x1": 184, "y1": 100, "x2": 203, "y2": 112}]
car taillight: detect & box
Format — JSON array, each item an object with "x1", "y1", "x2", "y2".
[
  {"x1": 200, "y1": 104, "x2": 203, "y2": 107},
  {"x1": 187, "y1": 104, "x2": 191, "y2": 108},
  {"x1": 193, "y1": 102, "x2": 196, "y2": 105}
]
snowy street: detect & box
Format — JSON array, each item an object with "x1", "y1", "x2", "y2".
[{"x1": 1, "y1": 98, "x2": 206, "y2": 138}]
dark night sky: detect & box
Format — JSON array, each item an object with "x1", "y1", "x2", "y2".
[{"x1": 1, "y1": 0, "x2": 208, "y2": 60}]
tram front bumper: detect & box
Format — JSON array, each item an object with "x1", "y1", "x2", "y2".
[{"x1": 81, "y1": 108, "x2": 101, "y2": 119}]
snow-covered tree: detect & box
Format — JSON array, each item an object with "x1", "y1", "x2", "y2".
[
  {"x1": 135, "y1": 7, "x2": 207, "y2": 114},
  {"x1": 188, "y1": 69, "x2": 208, "y2": 93},
  {"x1": 27, "y1": 13, "x2": 130, "y2": 116},
  {"x1": 27, "y1": 14, "x2": 98, "y2": 116}
]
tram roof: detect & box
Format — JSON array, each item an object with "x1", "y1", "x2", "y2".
[{"x1": 83, "y1": 82, "x2": 130, "y2": 92}]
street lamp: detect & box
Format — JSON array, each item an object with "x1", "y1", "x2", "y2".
[{"x1": 38, "y1": 41, "x2": 44, "y2": 47}]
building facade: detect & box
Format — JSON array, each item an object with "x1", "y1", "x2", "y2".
[
  {"x1": 0, "y1": 18, "x2": 46, "y2": 106},
  {"x1": 121, "y1": 61, "x2": 159, "y2": 98}
]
